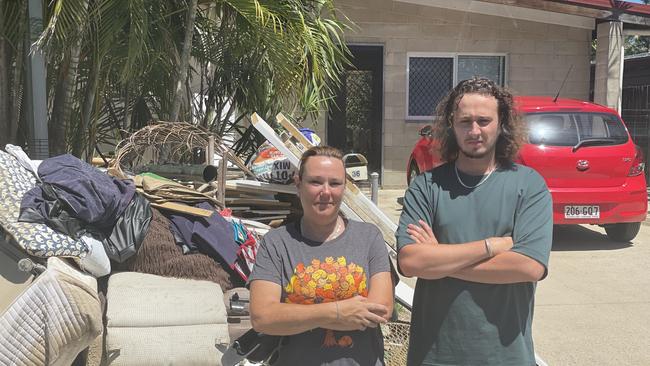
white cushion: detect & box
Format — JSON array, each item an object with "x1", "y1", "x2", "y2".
[{"x1": 105, "y1": 272, "x2": 229, "y2": 365}]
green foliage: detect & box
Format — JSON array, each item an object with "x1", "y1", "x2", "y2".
[
  {"x1": 1, "y1": 0, "x2": 351, "y2": 161},
  {"x1": 343, "y1": 70, "x2": 372, "y2": 154},
  {"x1": 624, "y1": 35, "x2": 650, "y2": 56}
]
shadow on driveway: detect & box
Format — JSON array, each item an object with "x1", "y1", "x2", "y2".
[{"x1": 551, "y1": 225, "x2": 633, "y2": 251}]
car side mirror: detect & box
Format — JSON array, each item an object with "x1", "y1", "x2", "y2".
[{"x1": 419, "y1": 125, "x2": 433, "y2": 137}]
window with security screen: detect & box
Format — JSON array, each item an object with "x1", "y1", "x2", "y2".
[
  {"x1": 408, "y1": 57, "x2": 453, "y2": 118},
  {"x1": 407, "y1": 54, "x2": 506, "y2": 119},
  {"x1": 457, "y1": 56, "x2": 505, "y2": 86}
]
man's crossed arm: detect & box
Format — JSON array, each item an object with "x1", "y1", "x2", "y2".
[{"x1": 397, "y1": 220, "x2": 545, "y2": 284}]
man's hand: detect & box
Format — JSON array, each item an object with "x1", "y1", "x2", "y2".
[
  {"x1": 488, "y1": 236, "x2": 514, "y2": 256},
  {"x1": 406, "y1": 220, "x2": 438, "y2": 245}
]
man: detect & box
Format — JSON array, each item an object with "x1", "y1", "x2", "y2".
[{"x1": 396, "y1": 77, "x2": 552, "y2": 366}]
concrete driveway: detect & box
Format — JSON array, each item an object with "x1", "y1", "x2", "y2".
[
  {"x1": 376, "y1": 189, "x2": 650, "y2": 366},
  {"x1": 534, "y1": 224, "x2": 650, "y2": 366}
]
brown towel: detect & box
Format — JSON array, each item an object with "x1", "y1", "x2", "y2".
[{"x1": 115, "y1": 208, "x2": 238, "y2": 291}]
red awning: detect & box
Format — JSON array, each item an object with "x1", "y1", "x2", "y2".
[{"x1": 552, "y1": 0, "x2": 650, "y2": 17}]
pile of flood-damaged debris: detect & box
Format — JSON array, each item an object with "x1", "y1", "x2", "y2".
[
  {"x1": 0, "y1": 116, "x2": 412, "y2": 366},
  {"x1": 0, "y1": 122, "x2": 288, "y2": 365}
]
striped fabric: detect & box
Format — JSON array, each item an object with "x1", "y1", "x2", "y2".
[{"x1": 0, "y1": 257, "x2": 102, "y2": 365}]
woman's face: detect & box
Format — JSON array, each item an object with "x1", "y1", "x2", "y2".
[{"x1": 295, "y1": 156, "x2": 346, "y2": 224}]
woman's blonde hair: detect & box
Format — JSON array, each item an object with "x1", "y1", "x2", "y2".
[{"x1": 298, "y1": 145, "x2": 344, "y2": 178}]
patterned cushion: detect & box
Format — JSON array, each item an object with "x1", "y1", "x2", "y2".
[{"x1": 0, "y1": 151, "x2": 88, "y2": 257}]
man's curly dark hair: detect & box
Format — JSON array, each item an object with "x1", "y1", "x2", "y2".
[{"x1": 434, "y1": 77, "x2": 527, "y2": 166}]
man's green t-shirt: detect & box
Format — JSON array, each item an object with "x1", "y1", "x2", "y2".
[{"x1": 396, "y1": 162, "x2": 552, "y2": 366}]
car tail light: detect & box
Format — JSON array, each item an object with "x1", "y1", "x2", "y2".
[{"x1": 629, "y1": 145, "x2": 645, "y2": 177}]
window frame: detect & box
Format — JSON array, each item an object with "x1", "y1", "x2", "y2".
[
  {"x1": 525, "y1": 112, "x2": 629, "y2": 147},
  {"x1": 405, "y1": 52, "x2": 508, "y2": 121}
]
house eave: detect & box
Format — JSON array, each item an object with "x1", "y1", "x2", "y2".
[{"x1": 396, "y1": 0, "x2": 595, "y2": 29}]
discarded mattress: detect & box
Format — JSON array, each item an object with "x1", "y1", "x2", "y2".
[{"x1": 0, "y1": 257, "x2": 103, "y2": 366}]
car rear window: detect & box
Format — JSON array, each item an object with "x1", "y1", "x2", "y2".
[{"x1": 525, "y1": 112, "x2": 629, "y2": 146}]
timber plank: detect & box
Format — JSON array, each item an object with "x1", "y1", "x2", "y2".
[
  {"x1": 224, "y1": 198, "x2": 291, "y2": 207},
  {"x1": 225, "y1": 179, "x2": 297, "y2": 195},
  {"x1": 151, "y1": 202, "x2": 214, "y2": 217}
]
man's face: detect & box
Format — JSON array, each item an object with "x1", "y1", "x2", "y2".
[{"x1": 452, "y1": 93, "x2": 500, "y2": 160}]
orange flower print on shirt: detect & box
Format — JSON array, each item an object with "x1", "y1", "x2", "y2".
[{"x1": 284, "y1": 256, "x2": 368, "y2": 348}]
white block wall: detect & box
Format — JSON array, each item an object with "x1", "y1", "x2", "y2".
[{"x1": 305, "y1": 0, "x2": 592, "y2": 188}]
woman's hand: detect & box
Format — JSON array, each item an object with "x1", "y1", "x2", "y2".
[
  {"x1": 332, "y1": 296, "x2": 389, "y2": 331},
  {"x1": 407, "y1": 219, "x2": 438, "y2": 245}
]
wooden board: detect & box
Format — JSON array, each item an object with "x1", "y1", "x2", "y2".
[
  {"x1": 228, "y1": 206, "x2": 250, "y2": 211},
  {"x1": 249, "y1": 209, "x2": 291, "y2": 215},
  {"x1": 245, "y1": 215, "x2": 287, "y2": 222},
  {"x1": 150, "y1": 202, "x2": 213, "y2": 217},
  {"x1": 225, "y1": 198, "x2": 291, "y2": 207},
  {"x1": 225, "y1": 179, "x2": 297, "y2": 195}
]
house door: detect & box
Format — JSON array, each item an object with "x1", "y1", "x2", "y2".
[{"x1": 328, "y1": 45, "x2": 383, "y2": 176}]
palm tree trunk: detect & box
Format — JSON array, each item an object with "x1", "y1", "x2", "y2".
[
  {"x1": 50, "y1": 61, "x2": 68, "y2": 154},
  {"x1": 10, "y1": 9, "x2": 25, "y2": 145},
  {"x1": 73, "y1": 59, "x2": 100, "y2": 159},
  {"x1": 50, "y1": 42, "x2": 80, "y2": 155},
  {"x1": 169, "y1": 0, "x2": 198, "y2": 122},
  {"x1": 63, "y1": 42, "x2": 81, "y2": 146},
  {"x1": 1, "y1": 0, "x2": 25, "y2": 147},
  {"x1": 122, "y1": 86, "x2": 130, "y2": 130},
  {"x1": 0, "y1": 0, "x2": 10, "y2": 148}
]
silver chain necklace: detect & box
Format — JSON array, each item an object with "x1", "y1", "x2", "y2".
[{"x1": 454, "y1": 163, "x2": 497, "y2": 189}]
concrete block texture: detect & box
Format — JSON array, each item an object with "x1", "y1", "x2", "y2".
[
  {"x1": 385, "y1": 51, "x2": 407, "y2": 66},
  {"x1": 384, "y1": 92, "x2": 406, "y2": 110},
  {"x1": 331, "y1": 0, "x2": 593, "y2": 187},
  {"x1": 594, "y1": 21, "x2": 623, "y2": 111}
]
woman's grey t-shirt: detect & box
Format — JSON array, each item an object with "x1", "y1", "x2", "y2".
[{"x1": 249, "y1": 219, "x2": 391, "y2": 366}]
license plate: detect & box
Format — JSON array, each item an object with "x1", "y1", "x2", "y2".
[{"x1": 564, "y1": 205, "x2": 600, "y2": 219}]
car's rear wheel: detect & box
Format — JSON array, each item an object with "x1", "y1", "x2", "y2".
[
  {"x1": 604, "y1": 222, "x2": 641, "y2": 242},
  {"x1": 407, "y1": 162, "x2": 420, "y2": 186}
]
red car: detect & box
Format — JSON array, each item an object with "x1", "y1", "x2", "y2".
[{"x1": 407, "y1": 96, "x2": 647, "y2": 242}]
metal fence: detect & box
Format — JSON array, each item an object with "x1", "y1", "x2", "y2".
[{"x1": 621, "y1": 85, "x2": 650, "y2": 184}]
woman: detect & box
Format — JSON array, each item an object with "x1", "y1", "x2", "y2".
[{"x1": 249, "y1": 146, "x2": 394, "y2": 366}]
